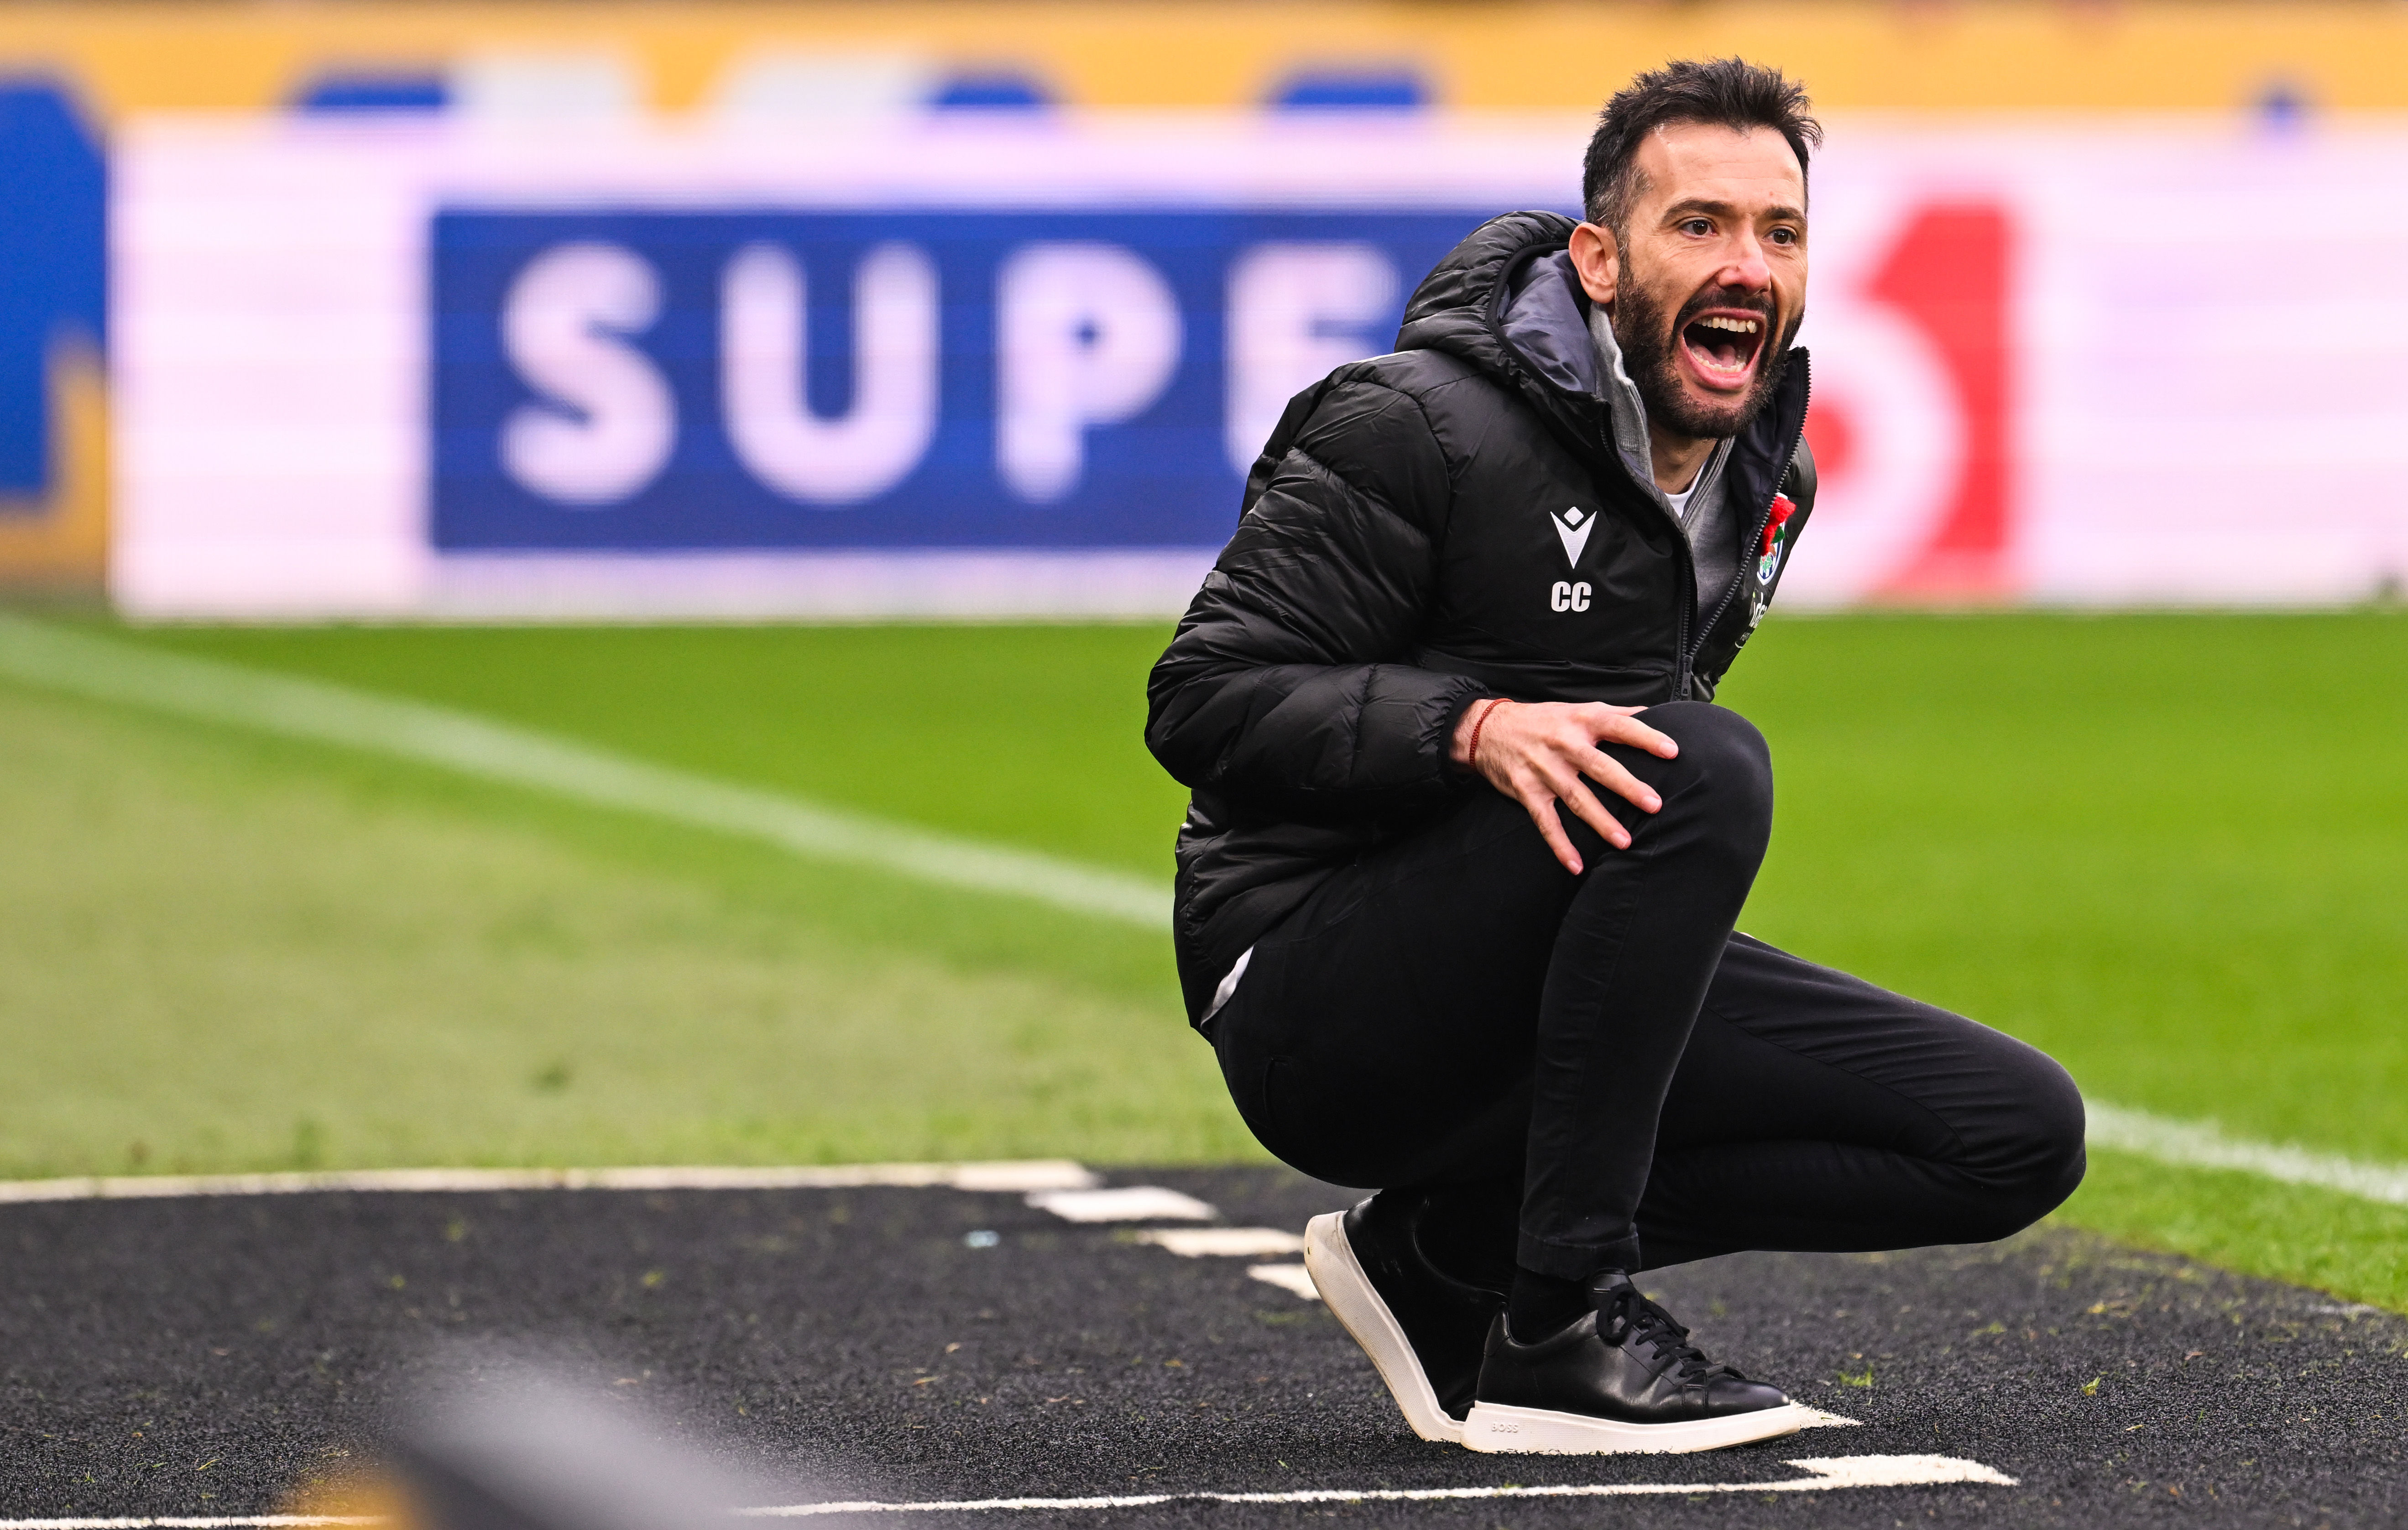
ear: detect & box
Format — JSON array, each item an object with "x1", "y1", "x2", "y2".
[{"x1": 1568, "y1": 221, "x2": 1619, "y2": 307}]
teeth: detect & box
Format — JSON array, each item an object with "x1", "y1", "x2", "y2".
[{"x1": 1698, "y1": 316, "x2": 1761, "y2": 334}]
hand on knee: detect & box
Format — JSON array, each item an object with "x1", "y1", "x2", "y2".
[{"x1": 1628, "y1": 703, "x2": 1773, "y2": 865}]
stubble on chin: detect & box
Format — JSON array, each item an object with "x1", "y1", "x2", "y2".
[{"x1": 1610, "y1": 277, "x2": 1799, "y2": 443}]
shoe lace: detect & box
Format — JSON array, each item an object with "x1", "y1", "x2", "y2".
[{"x1": 1595, "y1": 1284, "x2": 1744, "y2": 1387}]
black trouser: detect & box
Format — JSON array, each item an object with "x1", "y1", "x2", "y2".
[{"x1": 1210, "y1": 702, "x2": 2087, "y2": 1279}]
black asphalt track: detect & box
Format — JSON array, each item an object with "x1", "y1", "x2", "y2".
[{"x1": 2, "y1": 1166, "x2": 2403, "y2": 1529}]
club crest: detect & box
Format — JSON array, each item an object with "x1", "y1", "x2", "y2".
[{"x1": 1756, "y1": 493, "x2": 1797, "y2": 585}]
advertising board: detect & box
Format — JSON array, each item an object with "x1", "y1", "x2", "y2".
[
  {"x1": 111, "y1": 114, "x2": 2408, "y2": 617},
  {"x1": 430, "y1": 209, "x2": 1480, "y2": 553}
]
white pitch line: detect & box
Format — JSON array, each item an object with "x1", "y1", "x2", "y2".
[
  {"x1": 3, "y1": 1105, "x2": 2393, "y2": 1224},
  {"x1": 18, "y1": 1111, "x2": 2403, "y2": 1214},
  {"x1": 0, "y1": 1160, "x2": 1097, "y2": 1206},
  {"x1": 0, "y1": 616, "x2": 1169, "y2": 931},
  {"x1": 2086, "y1": 1104, "x2": 2408, "y2": 1206},
  {"x1": 736, "y1": 1455, "x2": 2016, "y2": 1514}
]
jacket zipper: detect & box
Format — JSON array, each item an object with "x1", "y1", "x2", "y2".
[
  {"x1": 1484, "y1": 237, "x2": 1804, "y2": 700},
  {"x1": 1480, "y1": 241, "x2": 1706, "y2": 701},
  {"x1": 1598, "y1": 416, "x2": 1698, "y2": 700},
  {"x1": 1684, "y1": 367, "x2": 1813, "y2": 695}
]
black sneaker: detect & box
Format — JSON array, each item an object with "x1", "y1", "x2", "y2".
[
  {"x1": 1462, "y1": 1272, "x2": 1805, "y2": 1454},
  {"x1": 1303, "y1": 1193, "x2": 1506, "y2": 1444}
]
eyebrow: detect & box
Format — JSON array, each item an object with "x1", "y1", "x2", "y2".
[{"x1": 1662, "y1": 197, "x2": 1807, "y2": 225}]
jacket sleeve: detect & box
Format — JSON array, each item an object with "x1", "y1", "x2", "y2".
[{"x1": 1145, "y1": 371, "x2": 1491, "y2": 820}]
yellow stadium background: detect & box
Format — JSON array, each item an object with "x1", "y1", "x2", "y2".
[{"x1": 16, "y1": 2, "x2": 2408, "y2": 117}]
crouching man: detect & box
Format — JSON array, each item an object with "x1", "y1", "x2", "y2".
[{"x1": 1144, "y1": 59, "x2": 2085, "y2": 1455}]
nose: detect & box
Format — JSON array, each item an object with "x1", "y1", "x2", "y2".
[{"x1": 1719, "y1": 232, "x2": 1774, "y2": 293}]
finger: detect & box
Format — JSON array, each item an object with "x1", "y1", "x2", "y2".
[
  {"x1": 1531, "y1": 801, "x2": 1584, "y2": 875},
  {"x1": 1551, "y1": 774, "x2": 1631, "y2": 850},
  {"x1": 1595, "y1": 711, "x2": 1679, "y2": 758},
  {"x1": 1529, "y1": 756, "x2": 1630, "y2": 849},
  {"x1": 1580, "y1": 751, "x2": 1663, "y2": 815},
  {"x1": 1575, "y1": 701, "x2": 1651, "y2": 721},
  {"x1": 1516, "y1": 785, "x2": 1585, "y2": 875}
]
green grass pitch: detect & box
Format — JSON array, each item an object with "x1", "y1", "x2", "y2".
[{"x1": 3, "y1": 611, "x2": 2404, "y2": 1310}]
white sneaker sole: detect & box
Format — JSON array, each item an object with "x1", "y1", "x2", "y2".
[
  {"x1": 1301, "y1": 1210, "x2": 1465, "y2": 1445},
  {"x1": 1461, "y1": 1398, "x2": 1811, "y2": 1455}
]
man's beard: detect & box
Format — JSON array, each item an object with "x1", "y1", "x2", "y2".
[{"x1": 1611, "y1": 269, "x2": 1800, "y2": 441}]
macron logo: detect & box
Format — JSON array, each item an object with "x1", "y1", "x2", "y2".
[{"x1": 1551, "y1": 506, "x2": 1594, "y2": 567}]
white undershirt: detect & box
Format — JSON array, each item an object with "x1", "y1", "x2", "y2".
[{"x1": 1663, "y1": 466, "x2": 1705, "y2": 523}]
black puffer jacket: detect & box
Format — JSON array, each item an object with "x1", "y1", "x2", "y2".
[{"x1": 1146, "y1": 210, "x2": 1816, "y2": 1024}]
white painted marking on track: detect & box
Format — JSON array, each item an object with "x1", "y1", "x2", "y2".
[
  {"x1": 1794, "y1": 1407, "x2": 1863, "y2": 1429},
  {"x1": 732, "y1": 1455, "x2": 2017, "y2": 1514},
  {"x1": 0, "y1": 1456, "x2": 2007, "y2": 1527},
  {"x1": 2085, "y1": 1104, "x2": 2408, "y2": 1207},
  {"x1": 1026, "y1": 1186, "x2": 1216, "y2": 1222},
  {"x1": 0, "y1": 1161, "x2": 1097, "y2": 1205},
  {"x1": 0, "y1": 617, "x2": 1170, "y2": 930},
  {"x1": 1137, "y1": 1226, "x2": 1306, "y2": 1257},
  {"x1": 1245, "y1": 1263, "x2": 1321, "y2": 1299},
  {"x1": 1783, "y1": 1454, "x2": 2014, "y2": 1486}
]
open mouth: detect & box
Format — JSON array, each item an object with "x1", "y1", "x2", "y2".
[{"x1": 1678, "y1": 311, "x2": 1768, "y2": 390}]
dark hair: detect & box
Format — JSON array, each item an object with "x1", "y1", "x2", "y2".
[{"x1": 1582, "y1": 59, "x2": 1821, "y2": 235}]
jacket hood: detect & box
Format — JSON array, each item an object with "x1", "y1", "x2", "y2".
[
  {"x1": 1400, "y1": 213, "x2": 1671, "y2": 500},
  {"x1": 1396, "y1": 210, "x2": 1579, "y2": 412},
  {"x1": 1395, "y1": 211, "x2": 1596, "y2": 449}
]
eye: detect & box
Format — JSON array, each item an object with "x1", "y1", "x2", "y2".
[
  {"x1": 1767, "y1": 226, "x2": 1801, "y2": 247},
  {"x1": 1679, "y1": 217, "x2": 1713, "y2": 236}
]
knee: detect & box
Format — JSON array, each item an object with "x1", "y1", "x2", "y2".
[
  {"x1": 2022, "y1": 1058, "x2": 2091, "y2": 1210},
  {"x1": 1645, "y1": 702, "x2": 1773, "y2": 842},
  {"x1": 1968, "y1": 1053, "x2": 2090, "y2": 1238}
]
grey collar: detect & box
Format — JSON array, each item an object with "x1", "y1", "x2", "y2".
[
  {"x1": 1496, "y1": 249, "x2": 1732, "y2": 522},
  {"x1": 1588, "y1": 299, "x2": 1730, "y2": 519}
]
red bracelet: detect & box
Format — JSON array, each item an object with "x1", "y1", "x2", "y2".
[{"x1": 1466, "y1": 698, "x2": 1505, "y2": 765}]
